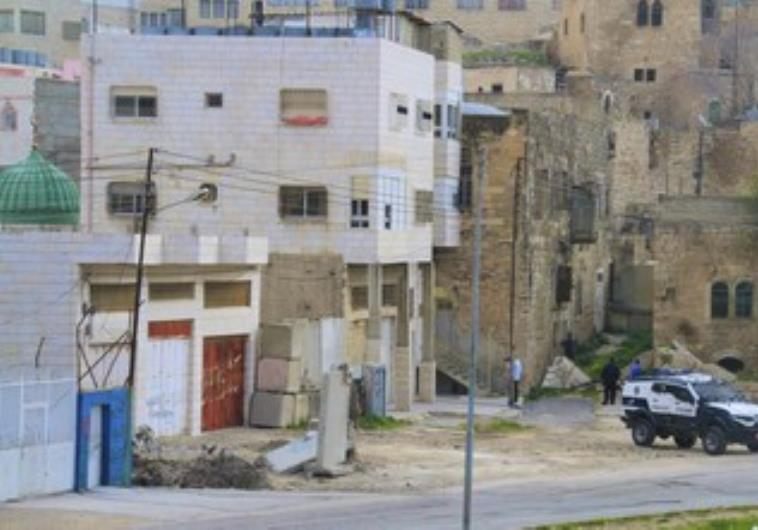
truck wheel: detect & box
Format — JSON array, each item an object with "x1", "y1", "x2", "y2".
[
  {"x1": 702, "y1": 426, "x2": 727, "y2": 456},
  {"x1": 632, "y1": 418, "x2": 655, "y2": 447},
  {"x1": 674, "y1": 433, "x2": 696, "y2": 449}
]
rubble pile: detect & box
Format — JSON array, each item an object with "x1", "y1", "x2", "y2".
[
  {"x1": 542, "y1": 356, "x2": 591, "y2": 389},
  {"x1": 636, "y1": 341, "x2": 737, "y2": 382},
  {"x1": 131, "y1": 427, "x2": 270, "y2": 490}
]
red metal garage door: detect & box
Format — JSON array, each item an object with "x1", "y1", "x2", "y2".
[{"x1": 202, "y1": 336, "x2": 246, "y2": 431}]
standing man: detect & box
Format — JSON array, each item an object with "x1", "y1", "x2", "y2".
[
  {"x1": 628, "y1": 359, "x2": 643, "y2": 380},
  {"x1": 601, "y1": 357, "x2": 621, "y2": 405},
  {"x1": 509, "y1": 357, "x2": 523, "y2": 407}
]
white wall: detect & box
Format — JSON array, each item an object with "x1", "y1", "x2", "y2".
[
  {"x1": 0, "y1": 229, "x2": 267, "y2": 499},
  {"x1": 0, "y1": 76, "x2": 34, "y2": 167},
  {"x1": 82, "y1": 35, "x2": 439, "y2": 264}
]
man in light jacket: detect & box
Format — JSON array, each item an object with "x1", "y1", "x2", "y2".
[{"x1": 509, "y1": 357, "x2": 524, "y2": 407}]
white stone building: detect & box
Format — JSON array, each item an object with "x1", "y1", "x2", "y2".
[
  {"x1": 82, "y1": 14, "x2": 463, "y2": 412},
  {"x1": 0, "y1": 150, "x2": 268, "y2": 500}
]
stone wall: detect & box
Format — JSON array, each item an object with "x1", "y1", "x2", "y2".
[
  {"x1": 261, "y1": 253, "x2": 346, "y2": 323},
  {"x1": 652, "y1": 214, "x2": 758, "y2": 368}
]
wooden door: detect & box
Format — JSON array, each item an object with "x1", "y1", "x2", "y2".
[{"x1": 202, "y1": 336, "x2": 246, "y2": 431}]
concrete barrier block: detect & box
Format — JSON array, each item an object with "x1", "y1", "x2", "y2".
[
  {"x1": 259, "y1": 323, "x2": 304, "y2": 360},
  {"x1": 250, "y1": 392, "x2": 296, "y2": 428},
  {"x1": 257, "y1": 358, "x2": 301, "y2": 393}
]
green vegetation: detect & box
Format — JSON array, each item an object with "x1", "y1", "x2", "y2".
[
  {"x1": 463, "y1": 48, "x2": 548, "y2": 67},
  {"x1": 532, "y1": 506, "x2": 758, "y2": 529},
  {"x1": 357, "y1": 414, "x2": 411, "y2": 431},
  {"x1": 573, "y1": 332, "x2": 653, "y2": 381},
  {"x1": 461, "y1": 418, "x2": 531, "y2": 434},
  {"x1": 525, "y1": 385, "x2": 598, "y2": 403},
  {"x1": 286, "y1": 419, "x2": 310, "y2": 431}
]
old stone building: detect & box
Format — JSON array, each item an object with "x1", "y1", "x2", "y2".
[
  {"x1": 617, "y1": 197, "x2": 758, "y2": 371},
  {"x1": 137, "y1": 0, "x2": 560, "y2": 48}
]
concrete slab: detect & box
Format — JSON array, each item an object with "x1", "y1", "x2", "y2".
[
  {"x1": 259, "y1": 323, "x2": 304, "y2": 361},
  {"x1": 264, "y1": 431, "x2": 318, "y2": 473},
  {"x1": 250, "y1": 392, "x2": 297, "y2": 428},
  {"x1": 257, "y1": 358, "x2": 301, "y2": 393},
  {"x1": 316, "y1": 367, "x2": 350, "y2": 472}
]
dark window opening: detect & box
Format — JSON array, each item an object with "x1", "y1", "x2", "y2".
[
  {"x1": 651, "y1": 0, "x2": 663, "y2": 26},
  {"x1": 634, "y1": 68, "x2": 645, "y2": 82},
  {"x1": 646, "y1": 68, "x2": 657, "y2": 82},
  {"x1": 711, "y1": 282, "x2": 729, "y2": 319},
  {"x1": 637, "y1": 0, "x2": 649, "y2": 26},
  {"x1": 205, "y1": 92, "x2": 223, "y2": 108},
  {"x1": 492, "y1": 83, "x2": 504, "y2": 93},
  {"x1": 736, "y1": 281, "x2": 753, "y2": 318}
]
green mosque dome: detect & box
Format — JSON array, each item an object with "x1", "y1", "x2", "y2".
[{"x1": 0, "y1": 150, "x2": 80, "y2": 226}]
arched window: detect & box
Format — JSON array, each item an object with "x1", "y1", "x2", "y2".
[
  {"x1": 735, "y1": 281, "x2": 753, "y2": 318},
  {"x1": 651, "y1": 0, "x2": 664, "y2": 26},
  {"x1": 0, "y1": 101, "x2": 17, "y2": 131},
  {"x1": 702, "y1": 0, "x2": 716, "y2": 19},
  {"x1": 637, "y1": 0, "x2": 649, "y2": 26},
  {"x1": 711, "y1": 282, "x2": 729, "y2": 319}
]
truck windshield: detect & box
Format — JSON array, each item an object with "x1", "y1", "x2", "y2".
[{"x1": 692, "y1": 381, "x2": 744, "y2": 402}]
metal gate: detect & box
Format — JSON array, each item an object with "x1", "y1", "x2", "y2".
[{"x1": 202, "y1": 336, "x2": 246, "y2": 431}]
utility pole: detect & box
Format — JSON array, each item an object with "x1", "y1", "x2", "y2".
[
  {"x1": 508, "y1": 158, "x2": 522, "y2": 357},
  {"x1": 463, "y1": 144, "x2": 486, "y2": 530},
  {"x1": 732, "y1": 1, "x2": 741, "y2": 117},
  {"x1": 127, "y1": 147, "x2": 155, "y2": 389},
  {"x1": 86, "y1": 0, "x2": 98, "y2": 232}
]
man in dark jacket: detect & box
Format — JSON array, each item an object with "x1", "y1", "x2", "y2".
[{"x1": 601, "y1": 358, "x2": 621, "y2": 405}]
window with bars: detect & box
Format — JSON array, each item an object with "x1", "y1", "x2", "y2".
[
  {"x1": 446, "y1": 104, "x2": 459, "y2": 139},
  {"x1": 0, "y1": 10, "x2": 13, "y2": 33},
  {"x1": 213, "y1": 0, "x2": 226, "y2": 18},
  {"x1": 351, "y1": 286, "x2": 369, "y2": 310},
  {"x1": 711, "y1": 282, "x2": 729, "y2": 319},
  {"x1": 200, "y1": 0, "x2": 211, "y2": 18},
  {"x1": 382, "y1": 284, "x2": 398, "y2": 307},
  {"x1": 499, "y1": 0, "x2": 526, "y2": 10},
  {"x1": 112, "y1": 87, "x2": 158, "y2": 118},
  {"x1": 107, "y1": 181, "x2": 156, "y2": 216},
  {"x1": 736, "y1": 282, "x2": 753, "y2": 318},
  {"x1": 20, "y1": 10, "x2": 45, "y2": 35},
  {"x1": 457, "y1": 0, "x2": 483, "y2": 9},
  {"x1": 570, "y1": 186, "x2": 596, "y2": 243},
  {"x1": 434, "y1": 104, "x2": 443, "y2": 138},
  {"x1": 279, "y1": 186, "x2": 328, "y2": 219},
  {"x1": 228, "y1": 0, "x2": 240, "y2": 18},
  {"x1": 350, "y1": 199, "x2": 370, "y2": 228},
  {"x1": 406, "y1": 0, "x2": 430, "y2": 7},
  {"x1": 167, "y1": 9, "x2": 183, "y2": 26}
]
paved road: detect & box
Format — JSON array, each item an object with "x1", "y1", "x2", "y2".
[{"x1": 10, "y1": 454, "x2": 757, "y2": 530}]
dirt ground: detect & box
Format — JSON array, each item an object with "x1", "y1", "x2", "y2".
[{"x1": 141, "y1": 401, "x2": 715, "y2": 494}]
